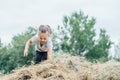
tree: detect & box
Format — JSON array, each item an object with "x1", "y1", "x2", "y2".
[
  {"x1": 85, "y1": 29, "x2": 112, "y2": 61},
  {"x1": 0, "y1": 38, "x2": 2, "y2": 48},
  {"x1": 0, "y1": 27, "x2": 37, "y2": 73},
  {"x1": 57, "y1": 11, "x2": 112, "y2": 61}
]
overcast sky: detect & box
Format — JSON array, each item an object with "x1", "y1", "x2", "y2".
[{"x1": 0, "y1": 0, "x2": 120, "y2": 45}]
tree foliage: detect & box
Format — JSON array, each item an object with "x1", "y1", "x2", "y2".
[
  {"x1": 0, "y1": 27, "x2": 36, "y2": 73},
  {"x1": 57, "y1": 11, "x2": 112, "y2": 61}
]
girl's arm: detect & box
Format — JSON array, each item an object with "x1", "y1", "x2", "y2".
[
  {"x1": 24, "y1": 39, "x2": 32, "y2": 57},
  {"x1": 47, "y1": 49, "x2": 52, "y2": 59}
]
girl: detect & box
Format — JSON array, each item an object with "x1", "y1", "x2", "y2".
[{"x1": 24, "y1": 25, "x2": 53, "y2": 64}]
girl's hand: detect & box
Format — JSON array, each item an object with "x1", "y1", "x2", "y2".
[
  {"x1": 24, "y1": 39, "x2": 32, "y2": 57},
  {"x1": 47, "y1": 49, "x2": 52, "y2": 59},
  {"x1": 24, "y1": 49, "x2": 28, "y2": 57}
]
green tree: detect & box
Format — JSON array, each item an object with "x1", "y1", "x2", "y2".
[
  {"x1": 0, "y1": 38, "x2": 2, "y2": 48},
  {"x1": 85, "y1": 29, "x2": 112, "y2": 61},
  {"x1": 0, "y1": 38, "x2": 8, "y2": 73},
  {"x1": 0, "y1": 27, "x2": 37, "y2": 73},
  {"x1": 52, "y1": 30, "x2": 60, "y2": 51},
  {"x1": 57, "y1": 11, "x2": 112, "y2": 61}
]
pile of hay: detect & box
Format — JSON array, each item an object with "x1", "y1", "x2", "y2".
[
  {"x1": 1, "y1": 54, "x2": 120, "y2": 80},
  {"x1": 2, "y1": 60, "x2": 76, "y2": 80}
]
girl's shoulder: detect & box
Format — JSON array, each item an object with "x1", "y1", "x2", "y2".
[{"x1": 31, "y1": 34, "x2": 39, "y2": 43}]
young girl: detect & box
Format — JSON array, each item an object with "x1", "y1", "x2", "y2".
[{"x1": 24, "y1": 25, "x2": 53, "y2": 64}]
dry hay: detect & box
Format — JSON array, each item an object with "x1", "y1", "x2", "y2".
[
  {"x1": 92, "y1": 60, "x2": 120, "y2": 80},
  {"x1": 55, "y1": 54, "x2": 92, "y2": 73},
  {"x1": 1, "y1": 54, "x2": 120, "y2": 80},
  {"x1": 76, "y1": 60, "x2": 120, "y2": 80},
  {"x1": 1, "y1": 59, "x2": 76, "y2": 80}
]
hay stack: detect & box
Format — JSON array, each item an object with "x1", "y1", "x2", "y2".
[{"x1": 1, "y1": 54, "x2": 120, "y2": 80}]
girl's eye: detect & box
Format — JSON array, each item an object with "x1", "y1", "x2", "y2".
[{"x1": 44, "y1": 38, "x2": 46, "y2": 40}]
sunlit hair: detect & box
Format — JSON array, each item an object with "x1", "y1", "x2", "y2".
[
  {"x1": 38, "y1": 25, "x2": 47, "y2": 33},
  {"x1": 45, "y1": 25, "x2": 52, "y2": 34},
  {"x1": 38, "y1": 25, "x2": 52, "y2": 35}
]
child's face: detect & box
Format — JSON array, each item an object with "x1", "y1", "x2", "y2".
[{"x1": 38, "y1": 32, "x2": 49, "y2": 45}]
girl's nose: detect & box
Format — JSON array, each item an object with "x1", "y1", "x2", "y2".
[{"x1": 41, "y1": 39, "x2": 44, "y2": 41}]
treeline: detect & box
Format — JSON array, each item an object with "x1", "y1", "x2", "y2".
[{"x1": 0, "y1": 11, "x2": 112, "y2": 73}]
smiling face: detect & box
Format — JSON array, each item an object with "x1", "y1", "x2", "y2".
[{"x1": 38, "y1": 32, "x2": 49, "y2": 45}]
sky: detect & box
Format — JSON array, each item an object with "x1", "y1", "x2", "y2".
[{"x1": 0, "y1": 0, "x2": 120, "y2": 46}]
